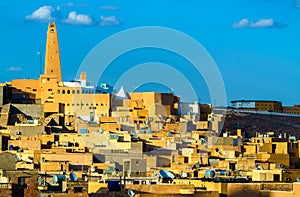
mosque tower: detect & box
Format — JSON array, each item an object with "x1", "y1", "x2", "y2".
[
  {"x1": 44, "y1": 22, "x2": 62, "y2": 82},
  {"x1": 40, "y1": 22, "x2": 62, "y2": 104}
]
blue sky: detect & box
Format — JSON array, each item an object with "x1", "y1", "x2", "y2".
[{"x1": 0, "y1": 0, "x2": 300, "y2": 105}]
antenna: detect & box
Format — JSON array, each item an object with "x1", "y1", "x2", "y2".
[{"x1": 37, "y1": 51, "x2": 42, "y2": 75}]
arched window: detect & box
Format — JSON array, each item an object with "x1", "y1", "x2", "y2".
[
  {"x1": 67, "y1": 90, "x2": 70, "y2": 94},
  {"x1": 62, "y1": 90, "x2": 65, "y2": 94},
  {"x1": 57, "y1": 90, "x2": 60, "y2": 94},
  {"x1": 72, "y1": 90, "x2": 75, "y2": 94}
]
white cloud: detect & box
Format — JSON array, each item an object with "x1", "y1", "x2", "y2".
[
  {"x1": 26, "y1": 6, "x2": 55, "y2": 21},
  {"x1": 62, "y1": 11, "x2": 93, "y2": 25},
  {"x1": 60, "y1": 2, "x2": 89, "y2": 7},
  {"x1": 250, "y1": 19, "x2": 274, "y2": 28},
  {"x1": 232, "y1": 18, "x2": 249, "y2": 28},
  {"x1": 6, "y1": 66, "x2": 22, "y2": 72},
  {"x1": 233, "y1": 18, "x2": 286, "y2": 28},
  {"x1": 100, "y1": 16, "x2": 122, "y2": 26},
  {"x1": 100, "y1": 6, "x2": 120, "y2": 10}
]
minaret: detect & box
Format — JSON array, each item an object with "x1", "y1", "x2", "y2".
[{"x1": 44, "y1": 22, "x2": 62, "y2": 82}]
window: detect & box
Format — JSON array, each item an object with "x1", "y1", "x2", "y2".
[
  {"x1": 72, "y1": 90, "x2": 75, "y2": 94},
  {"x1": 18, "y1": 177, "x2": 27, "y2": 188},
  {"x1": 62, "y1": 90, "x2": 65, "y2": 94},
  {"x1": 57, "y1": 90, "x2": 60, "y2": 94},
  {"x1": 48, "y1": 89, "x2": 52, "y2": 91},
  {"x1": 67, "y1": 90, "x2": 70, "y2": 94},
  {"x1": 272, "y1": 144, "x2": 276, "y2": 153},
  {"x1": 32, "y1": 89, "x2": 37, "y2": 92},
  {"x1": 184, "y1": 157, "x2": 189, "y2": 163},
  {"x1": 77, "y1": 90, "x2": 80, "y2": 94}
]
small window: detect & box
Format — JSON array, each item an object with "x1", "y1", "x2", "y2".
[
  {"x1": 67, "y1": 90, "x2": 70, "y2": 94},
  {"x1": 32, "y1": 89, "x2": 37, "y2": 92},
  {"x1": 184, "y1": 157, "x2": 189, "y2": 163},
  {"x1": 47, "y1": 78, "x2": 50, "y2": 81},
  {"x1": 72, "y1": 90, "x2": 75, "y2": 94},
  {"x1": 48, "y1": 89, "x2": 52, "y2": 92},
  {"x1": 62, "y1": 90, "x2": 65, "y2": 94},
  {"x1": 57, "y1": 90, "x2": 60, "y2": 94},
  {"x1": 77, "y1": 90, "x2": 80, "y2": 94}
]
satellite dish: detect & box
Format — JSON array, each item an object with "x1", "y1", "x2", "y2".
[
  {"x1": 128, "y1": 190, "x2": 136, "y2": 197},
  {"x1": 256, "y1": 165, "x2": 262, "y2": 170},
  {"x1": 15, "y1": 155, "x2": 20, "y2": 161},
  {"x1": 52, "y1": 175, "x2": 58, "y2": 184},
  {"x1": 91, "y1": 166, "x2": 95, "y2": 172},
  {"x1": 38, "y1": 177, "x2": 44, "y2": 185},
  {"x1": 69, "y1": 172, "x2": 78, "y2": 182}
]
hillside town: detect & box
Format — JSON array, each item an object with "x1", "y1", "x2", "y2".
[{"x1": 1, "y1": 22, "x2": 300, "y2": 197}]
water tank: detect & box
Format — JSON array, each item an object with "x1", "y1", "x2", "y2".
[
  {"x1": 217, "y1": 170, "x2": 230, "y2": 176},
  {"x1": 204, "y1": 169, "x2": 215, "y2": 178},
  {"x1": 159, "y1": 170, "x2": 175, "y2": 179}
]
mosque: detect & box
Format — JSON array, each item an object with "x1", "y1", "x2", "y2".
[{"x1": 1, "y1": 22, "x2": 185, "y2": 132}]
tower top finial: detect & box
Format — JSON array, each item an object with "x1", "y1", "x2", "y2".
[{"x1": 80, "y1": 72, "x2": 86, "y2": 80}]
